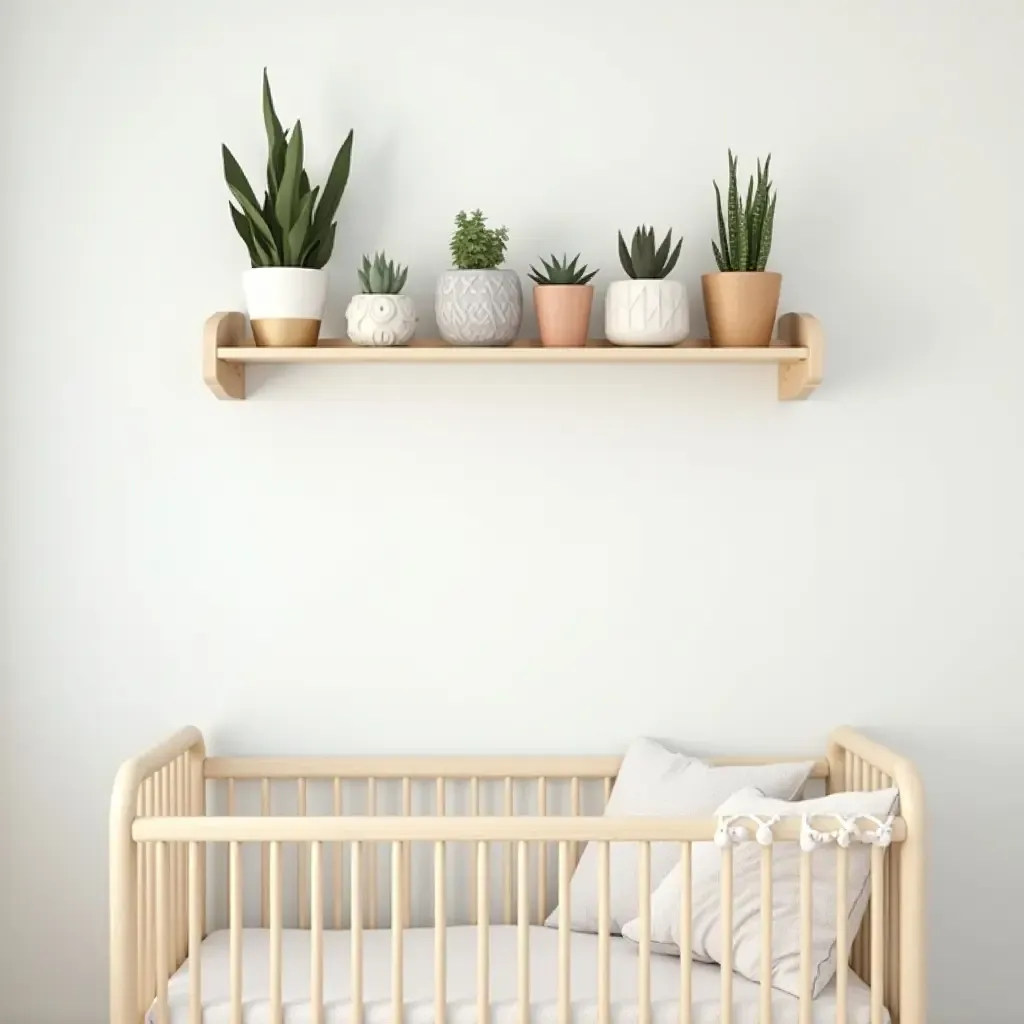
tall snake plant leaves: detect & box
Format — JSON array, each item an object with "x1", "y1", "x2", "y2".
[
  {"x1": 224, "y1": 69, "x2": 354, "y2": 268},
  {"x1": 712, "y1": 150, "x2": 777, "y2": 272}
]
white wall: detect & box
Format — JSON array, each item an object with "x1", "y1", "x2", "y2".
[{"x1": 2, "y1": 0, "x2": 1022, "y2": 1020}]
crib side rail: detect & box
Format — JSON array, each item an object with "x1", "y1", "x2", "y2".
[
  {"x1": 828, "y1": 727, "x2": 926, "y2": 1024},
  {"x1": 110, "y1": 726, "x2": 206, "y2": 1024}
]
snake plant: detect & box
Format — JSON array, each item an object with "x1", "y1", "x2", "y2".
[
  {"x1": 712, "y1": 150, "x2": 777, "y2": 272},
  {"x1": 617, "y1": 226, "x2": 682, "y2": 279},
  {"x1": 223, "y1": 69, "x2": 354, "y2": 269},
  {"x1": 358, "y1": 252, "x2": 408, "y2": 294},
  {"x1": 527, "y1": 253, "x2": 598, "y2": 286}
]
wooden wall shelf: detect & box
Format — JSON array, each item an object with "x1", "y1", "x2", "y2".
[{"x1": 203, "y1": 311, "x2": 823, "y2": 401}]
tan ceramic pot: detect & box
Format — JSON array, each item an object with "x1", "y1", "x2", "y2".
[
  {"x1": 702, "y1": 271, "x2": 782, "y2": 348},
  {"x1": 534, "y1": 285, "x2": 593, "y2": 347}
]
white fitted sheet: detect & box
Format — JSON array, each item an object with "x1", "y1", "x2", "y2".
[{"x1": 150, "y1": 926, "x2": 888, "y2": 1024}]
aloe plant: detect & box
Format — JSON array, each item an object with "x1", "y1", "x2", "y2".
[
  {"x1": 617, "y1": 226, "x2": 682, "y2": 280},
  {"x1": 450, "y1": 210, "x2": 509, "y2": 270},
  {"x1": 712, "y1": 150, "x2": 777, "y2": 272},
  {"x1": 358, "y1": 252, "x2": 408, "y2": 294},
  {"x1": 223, "y1": 69, "x2": 353, "y2": 269},
  {"x1": 528, "y1": 253, "x2": 598, "y2": 286}
]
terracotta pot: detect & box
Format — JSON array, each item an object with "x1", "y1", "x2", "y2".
[
  {"x1": 534, "y1": 285, "x2": 594, "y2": 347},
  {"x1": 702, "y1": 271, "x2": 782, "y2": 348}
]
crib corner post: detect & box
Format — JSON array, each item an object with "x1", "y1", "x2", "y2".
[
  {"x1": 190, "y1": 734, "x2": 208, "y2": 939},
  {"x1": 893, "y1": 755, "x2": 926, "y2": 1024},
  {"x1": 825, "y1": 737, "x2": 846, "y2": 795},
  {"x1": 110, "y1": 761, "x2": 140, "y2": 1024}
]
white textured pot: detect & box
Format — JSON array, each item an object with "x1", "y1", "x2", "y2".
[
  {"x1": 345, "y1": 293, "x2": 417, "y2": 346},
  {"x1": 243, "y1": 267, "x2": 328, "y2": 348},
  {"x1": 604, "y1": 279, "x2": 689, "y2": 346},
  {"x1": 435, "y1": 269, "x2": 523, "y2": 346}
]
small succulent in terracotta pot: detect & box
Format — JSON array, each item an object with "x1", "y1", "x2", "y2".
[
  {"x1": 702, "y1": 150, "x2": 781, "y2": 348},
  {"x1": 528, "y1": 253, "x2": 598, "y2": 347}
]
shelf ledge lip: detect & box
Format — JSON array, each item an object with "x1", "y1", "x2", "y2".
[{"x1": 216, "y1": 343, "x2": 811, "y2": 364}]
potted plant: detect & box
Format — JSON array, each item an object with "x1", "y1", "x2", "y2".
[
  {"x1": 223, "y1": 69, "x2": 354, "y2": 347},
  {"x1": 605, "y1": 226, "x2": 688, "y2": 345},
  {"x1": 702, "y1": 150, "x2": 780, "y2": 347},
  {"x1": 435, "y1": 210, "x2": 522, "y2": 346},
  {"x1": 527, "y1": 253, "x2": 598, "y2": 347},
  {"x1": 344, "y1": 252, "x2": 416, "y2": 346}
]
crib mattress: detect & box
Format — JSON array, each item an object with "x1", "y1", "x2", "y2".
[{"x1": 150, "y1": 926, "x2": 889, "y2": 1024}]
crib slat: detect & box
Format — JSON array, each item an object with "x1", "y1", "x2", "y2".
[
  {"x1": 478, "y1": 841, "x2": 490, "y2": 1024},
  {"x1": 189, "y1": 842, "x2": 202, "y2": 1024},
  {"x1": 799, "y1": 849, "x2": 813, "y2": 1024},
  {"x1": 470, "y1": 777, "x2": 480, "y2": 924},
  {"x1": 392, "y1": 840, "x2": 404, "y2": 1024},
  {"x1": 261, "y1": 778, "x2": 271, "y2": 928},
  {"x1": 169, "y1": 761, "x2": 178, "y2": 964},
  {"x1": 517, "y1": 839, "x2": 530, "y2": 1024},
  {"x1": 403, "y1": 777, "x2": 412, "y2": 930},
  {"x1": 270, "y1": 840, "x2": 283, "y2": 1024},
  {"x1": 835, "y1": 843, "x2": 849, "y2": 1024},
  {"x1": 333, "y1": 777, "x2": 343, "y2": 930},
  {"x1": 761, "y1": 843, "x2": 773, "y2": 1024},
  {"x1": 226, "y1": 778, "x2": 235, "y2": 930},
  {"x1": 298, "y1": 778, "x2": 309, "y2": 929},
  {"x1": 603, "y1": 776, "x2": 613, "y2": 804},
  {"x1": 871, "y1": 845, "x2": 885, "y2": 1024},
  {"x1": 598, "y1": 840, "x2": 610, "y2": 1024},
  {"x1": 504, "y1": 777, "x2": 514, "y2": 924},
  {"x1": 638, "y1": 841, "x2": 652, "y2": 1024},
  {"x1": 142, "y1": 778, "x2": 154, "y2": 1011},
  {"x1": 720, "y1": 844, "x2": 733, "y2": 1024},
  {"x1": 435, "y1": 841, "x2": 446, "y2": 1024},
  {"x1": 679, "y1": 842, "x2": 692, "y2": 1024},
  {"x1": 230, "y1": 841, "x2": 242, "y2": 1024},
  {"x1": 367, "y1": 778, "x2": 377, "y2": 930},
  {"x1": 155, "y1": 842, "x2": 169, "y2": 1024},
  {"x1": 311, "y1": 841, "x2": 324, "y2": 1024},
  {"x1": 536, "y1": 777, "x2": 547, "y2": 923},
  {"x1": 570, "y1": 776, "x2": 581, "y2": 865},
  {"x1": 351, "y1": 840, "x2": 364, "y2": 1024},
  {"x1": 179, "y1": 758, "x2": 187, "y2": 964},
  {"x1": 558, "y1": 840, "x2": 571, "y2": 1024}
]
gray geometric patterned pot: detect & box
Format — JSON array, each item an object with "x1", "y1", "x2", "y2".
[{"x1": 435, "y1": 269, "x2": 523, "y2": 346}]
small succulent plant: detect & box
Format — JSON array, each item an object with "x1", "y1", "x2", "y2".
[
  {"x1": 223, "y1": 69, "x2": 353, "y2": 269},
  {"x1": 528, "y1": 253, "x2": 598, "y2": 286},
  {"x1": 450, "y1": 209, "x2": 509, "y2": 270},
  {"x1": 357, "y1": 252, "x2": 408, "y2": 294},
  {"x1": 617, "y1": 226, "x2": 683, "y2": 280},
  {"x1": 712, "y1": 150, "x2": 777, "y2": 272}
]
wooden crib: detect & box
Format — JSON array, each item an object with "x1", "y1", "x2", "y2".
[{"x1": 110, "y1": 728, "x2": 925, "y2": 1024}]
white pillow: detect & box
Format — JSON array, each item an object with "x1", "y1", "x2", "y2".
[
  {"x1": 622, "y1": 786, "x2": 900, "y2": 999},
  {"x1": 544, "y1": 738, "x2": 814, "y2": 936}
]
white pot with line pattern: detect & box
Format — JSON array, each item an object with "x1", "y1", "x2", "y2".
[{"x1": 604, "y1": 279, "x2": 689, "y2": 346}]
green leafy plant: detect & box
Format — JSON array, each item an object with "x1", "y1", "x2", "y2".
[
  {"x1": 449, "y1": 210, "x2": 509, "y2": 270},
  {"x1": 527, "y1": 253, "x2": 598, "y2": 286},
  {"x1": 712, "y1": 150, "x2": 777, "y2": 272},
  {"x1": 616, "y1": 226, "x2": 682, "y2": 279},
  {"x1": 357, "y1": 252, "x2": 408, "y2": 294},
  {"x1": 223, "y1": 69, "x2": 354, "y2": 269}
]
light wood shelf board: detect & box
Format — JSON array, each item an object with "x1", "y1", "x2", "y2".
[{"x1": 203, "y1": 311, "x2": 823, "y2": 401}]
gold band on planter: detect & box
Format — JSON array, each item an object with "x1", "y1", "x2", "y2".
[{"x1": 251, "y1": 318, "x2": 322, "y2": 348}]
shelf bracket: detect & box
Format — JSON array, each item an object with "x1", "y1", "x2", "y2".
[
  {"x1": 203, "y1": 312, "x2": 247, "y2": 399},
  {"x1": 777, "y1": 312, "x2": 824, "y2": 400}
]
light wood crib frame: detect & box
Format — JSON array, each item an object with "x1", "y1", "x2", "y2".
[{"x1": 110, "y1": 727, "x2": 925, "y2": 1024}]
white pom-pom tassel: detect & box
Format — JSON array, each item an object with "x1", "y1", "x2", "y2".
[
  {"x1": 756, "y1": 822, "x2": 774, "y2": 847},
  {"x1": 837, "y1": 828, "x2": 852, "y2": 848},
  {"x1": 714, "y1": 825, "x2": 730, "y2": 849}
]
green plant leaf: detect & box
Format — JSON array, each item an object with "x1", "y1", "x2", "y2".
[
  {"x1": 727, "y1": 151, "x2": 741, "y2": 272},
  {"x1": 654, "y1": 229, "x2": 673, "y2": 273},
  {"x1": 229, "y1": 203, "x2": 259, "y2": 264},
  {"x1": 285, "y1": 189, "x2": 315, "y2": 264},
  {"x1": 274, "y1": 121, "x2": 304, "y2": 249},
  {"x1": 228, "y1": 183, "x2": 278, "y2": 256},
  {"x1": 262, "y1": 69, "x2": 287, "y2": 195},
  {"x1": 395, "y1": 267, "x2": 408, "y2": 293},
  {"x1": 617, "y1": 231, "x2": 633, "y2": 277},
  {"x1": 630, "y1": 227, "x2": 644, "y2": 275},
  {"x1": 757, "y1": 193, "x2": 777, "y2": 270},
  {"x1": 223, "y1": 145, "x2": 262, "y2": 217},
  {"x1": 712, "y1": 240, "x2": 727, "y2": 272},
  {"x1": 308, "y1": 221, "x2": 336, "y2": 268},
  {"x1": 528, "y1": 271, "x2": 546, "y2": 285},
  {"x1": 578, "y1": 268, "x2": 598, "y2": 286},
  {"x1": 662, "y1": 237, "x2": 683, "y2": 277},
  {"x1": 311, "y1": 129, "x2": 354, "y2": 242},
  {"x1": 713, "y1": 181, "x2": 731, "y2": 271}
]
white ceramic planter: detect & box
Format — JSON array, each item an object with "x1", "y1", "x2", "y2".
[
  {"x1": 345, "y1": 293, "x2": 417, "y2": 346},
  {"x1": 435, "y1": 269, "x2": 523, "y2": 346},
  {"x1": 243, "y1": 267, "x2": 328, "y2": 347},
  {"x1": 604, "y1": 279, "x2": 689, "y2": 346}
]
